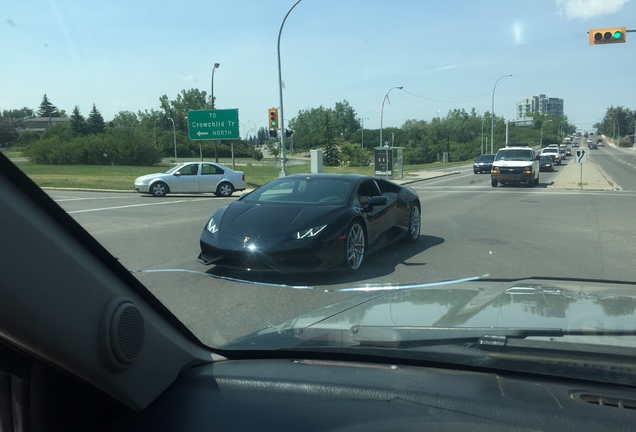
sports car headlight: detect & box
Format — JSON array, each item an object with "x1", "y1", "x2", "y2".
[
  {"x1": 206, "y1": 217, "x2": 219, "y2": 234},
  {"x1": 293, "y1": 224, "x2": 327, "y2": 240}
]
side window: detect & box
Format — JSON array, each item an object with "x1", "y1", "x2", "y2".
[
  {"x1": 202, "y1": 164, "x2": 222, "y2": 175},
  {"x1": 177, "y1": 164, "x2": 198, "y2": 176},
  {"x1": 358, "y1": 180, "x2": 381, "y2": 198}
]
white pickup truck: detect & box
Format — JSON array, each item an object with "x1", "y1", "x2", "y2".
[{"x1": 490, "y1": 146, "x2": 540, "y2": 188}]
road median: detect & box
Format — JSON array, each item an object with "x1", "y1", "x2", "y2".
[{"x1": 548, "y1": 156, "x2": 617, "y2": 191}]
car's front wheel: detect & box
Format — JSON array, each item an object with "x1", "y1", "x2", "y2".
[
  {"x1": 215, "y1": 182, "x2": 234, "y2": 197},
  {"x1": 491, "y1": 179, "x2": 498, "y2": 188},
  {"x1": 343, "y1": 221, "x2": 365, "y2": 273},
  {"x1": 150, "y1": 181, "x2": 168, "y2": 197},
  {"x1": 406, "y1": 203, "x2": 421, "y2": 243}
]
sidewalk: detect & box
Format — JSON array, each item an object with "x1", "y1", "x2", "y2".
[
  {"x1": 548, "y1": 154, "x2": 617, "y2": 191},
  {"x1": 393, "y1": 168, "x2": 461, "y2": 185}
]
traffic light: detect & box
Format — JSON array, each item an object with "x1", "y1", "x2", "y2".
[
  {"x1": 268, "y1": 108, "x2": 279, "y2": 129},
  {"x1": 269, "y1": 129, "x2": 277, "y2": 138},
  {"x1": 285, "y1": 129, "x2": 293, "y2": 137},
  {"x1": 589, "y1": 27, "x2": 626, "y2": 45}
]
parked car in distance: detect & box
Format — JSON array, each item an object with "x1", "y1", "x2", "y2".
[
  {"x1": 539, "y1": 155, "x2": 555, "y2": 172},
  {"x1": 540, "y1": 147, "x2": 562, "y2": 165},
  {"x1": 473, "y1": 154, "x2": 495, "y2": 174},
  {"x1": 134, "y1": 162, "x2": 247, "y2": 197}
]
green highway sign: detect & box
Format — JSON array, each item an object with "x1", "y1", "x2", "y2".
[{"x1": 187, "y1": 109, "x2": 239, "y2": 140}]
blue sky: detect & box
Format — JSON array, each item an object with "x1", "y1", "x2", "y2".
[{"x1": 1, "y1": 0, "x2": 633, "y2": 135}]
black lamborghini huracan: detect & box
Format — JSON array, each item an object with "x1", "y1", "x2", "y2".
[{"x1": 198, "y1": 173, "x2": 421, "y2": 273}]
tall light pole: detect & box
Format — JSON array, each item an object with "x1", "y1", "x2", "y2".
[
  {"x1": 540, "y1": 119, "x2": 552, "y2": 148},
  {"x1": 277, "y1": 0, "x2": 302, "y2": 177},
  {"x1": 380, "y1": 86, "x2": 403, "y2": 148},
  {"x1": 360, "y1": 117, "x2": 369, "y2": 148},
  {"x1": 481, "y1": 113, "x2": 487, "y2": 154},
  {"x1": 210, "y1": 63, "x2": 220, "y2": 162},
  {"x1": 153, "y1": 118, "x2": 159, "y2": 148},
  {"x1": 491, "y1": 74, "x2": 512, "y2": 154},
  {"x1": 167, "y1": 117, "x2": 177, "y2": 160},
  {"x1": 557, "y1": 120, "x2": 567, "y2": 140},
  {"x1": 210, "y1": 63, "x2": 220, "y2": 109},
  {"x1": 626, "y1": 116, "x2": 635, "y2": 142},
  {"x1": 380, "y1": 86, "x2": 403, "y2": 181}
]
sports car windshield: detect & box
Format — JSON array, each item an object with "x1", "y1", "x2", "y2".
[
  {"x1": 4, "y1": 0, "x2": 636, "y2": 383},
  {"x1": 245, "y1": 177, "x2": 353, "y2": 204}
]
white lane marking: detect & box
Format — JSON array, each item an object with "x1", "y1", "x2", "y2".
[{"x1": 66, "y1": 198, "x2": 211, "y2": 214}]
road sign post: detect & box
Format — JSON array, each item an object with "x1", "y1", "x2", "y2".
[
  {"x1": 187, "y1": 109, "x2": 240, "y2": 140},
  {"x1": 575, "y1": 149, "x2": 588, "y2": 190}
]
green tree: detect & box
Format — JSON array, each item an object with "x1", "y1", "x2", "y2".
[
  {"x1": 159, "y1": 89, "x2": 208, "y2": 133},
  {"x1": 323, "y1": 113, "x2": 340, "y2": 167},
  {"x1": 69, "y1": 106, "x2": 87, "y2": 137},
  {"x1": 0, "y1": 115, "x2": 19, "y2": 147},
  {"x1": 86, "y1": 104, "x2": 105, "y2": 135},
  {"x1": 37, "y1": 94, "x2": 60, "y2": 117},
  {"x1": 2, "y1": 107, "x2": 35, "y2": 120},
  {"x1": 340, "y1": 143, "x2": 371, "y2": 167},
  {"x1": 111, "y1": 110, "x2": 140, "y2": 130}
]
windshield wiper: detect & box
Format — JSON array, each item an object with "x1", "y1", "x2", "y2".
[{"x1": 295, "y1": 326, "x2": 636, "y2": 349}]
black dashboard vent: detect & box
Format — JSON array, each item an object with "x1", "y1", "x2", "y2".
[{"x1": 579, "y1": 394, "x2": 636, "y2": 410}]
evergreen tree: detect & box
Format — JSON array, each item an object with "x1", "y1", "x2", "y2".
[
  {"x1": 86, "y1": 104, "x2": 105, "y2": 135},
  {"x1": 70, "y1": 106, "x2": 87, "y2": 136},
  {"x1": 37, "y1": 94, "x2": 60, "y2": 117},
  {"x1": 323, "y1": 113, "x2": 341, "y2": 167}
]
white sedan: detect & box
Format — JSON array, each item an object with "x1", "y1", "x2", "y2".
[{"x1": 134, "y1": 162, "x2": 247, "y2": 197}]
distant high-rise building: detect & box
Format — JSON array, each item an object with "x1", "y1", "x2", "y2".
[{"x1": 517, "y1": 94, "x2": 564, "y2": 122}]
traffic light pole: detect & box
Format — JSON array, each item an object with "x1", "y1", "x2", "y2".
[{"x1": 276, "y1": 0, "x2": 302, "y2": 177}]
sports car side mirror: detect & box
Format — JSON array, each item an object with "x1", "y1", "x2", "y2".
[{"x1": 369, "y1": 196, "x2": 388, "y2": 206}]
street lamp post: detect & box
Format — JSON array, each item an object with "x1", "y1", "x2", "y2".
[
  {"x1": 626, "y1": 116, "x2": 635, "y2": 143},
  {"x1": 557, "y1": 120, "x2": 567, "y2": 140},
  {"x1": 491, "y1": 74, "x2": 513, "y2": 154},
  {"x1": 380, "y1": 86, "x2": 403, "y2": 148},
  {"x1": 210, "y1": 63, "x2": 220, "y2": 109},
  {"x1": 211, "y1": 63, "x2": 220, "y2": 162},
  {"x1": 167, "y1": 117, "x2": 177, "y2": 160},
  {"x1": 540, "y1": 119, "x2": 552, "y2": 148},
  {"x1": 153, "y1": 118, "x2": 159, "y2": 148},
  {"x1": 277, "y1": 0, "x2": 302, "y2": 177},
  {"x1": 380, "y1": 86, "x2": 403, "y2": 181},
  {"x1": 360, "y1": 117, "x2": 369, "y2": 148},
  {"x1": 481, "y1": 113, "x2": 487, "y2": 154}
]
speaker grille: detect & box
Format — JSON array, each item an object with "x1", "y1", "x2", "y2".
[
  {"x1": 101, "y1": 298, "x2": 146, "y2": 369},
  {"x1": 113, "y1": 304, "x2": 145, "y2": 363}
]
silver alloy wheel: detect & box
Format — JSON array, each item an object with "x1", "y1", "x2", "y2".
[
  {"x1": 216, "y1": 182, "x2": 234, "y2": 197},
  {"x1": 345, "y1": 222, "x2": 365, "y2": 272},
  {"x1": 407, "y1": 204, "x2": 421, "y2": 243},
  {"x1": 151, "y1": 182, "x2": 168, "y2": 197}
]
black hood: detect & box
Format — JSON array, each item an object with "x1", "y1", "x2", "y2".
[{"x1": 219, "y1": 201, "x2": 342, "y2": 236}]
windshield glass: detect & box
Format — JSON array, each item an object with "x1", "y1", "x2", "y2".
[
  {"x1": 4, "y1": 0, "x2": 636, "y2": 383},
  {"x1": 494, "y1": 149, "x2": 534, "y2": 161}
]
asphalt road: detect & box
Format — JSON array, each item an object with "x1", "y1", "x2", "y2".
[{"x1": 47, "y1": 167, "x2": 636, "y2": 345}]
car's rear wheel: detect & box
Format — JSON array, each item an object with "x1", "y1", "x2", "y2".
[
  {"x1": 343, "y1": 221, "x2": 365, "y2": 273},
  {"x1": 491, "y1": 179, "x2": 498, "y2": 187},
  {"x1": 215, "y1": 182, "x2": 234, "y2": 197},
  {"x1": 150, "y1": 181, "x2": 168, "y2": 197},
  {"x1": 406, "y1": 203, "x2": 421, "y2": 243}
]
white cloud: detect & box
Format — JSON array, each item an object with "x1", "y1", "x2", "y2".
[{"x1": 556, "y1": 0, "x2": 630, "y2": 20}]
